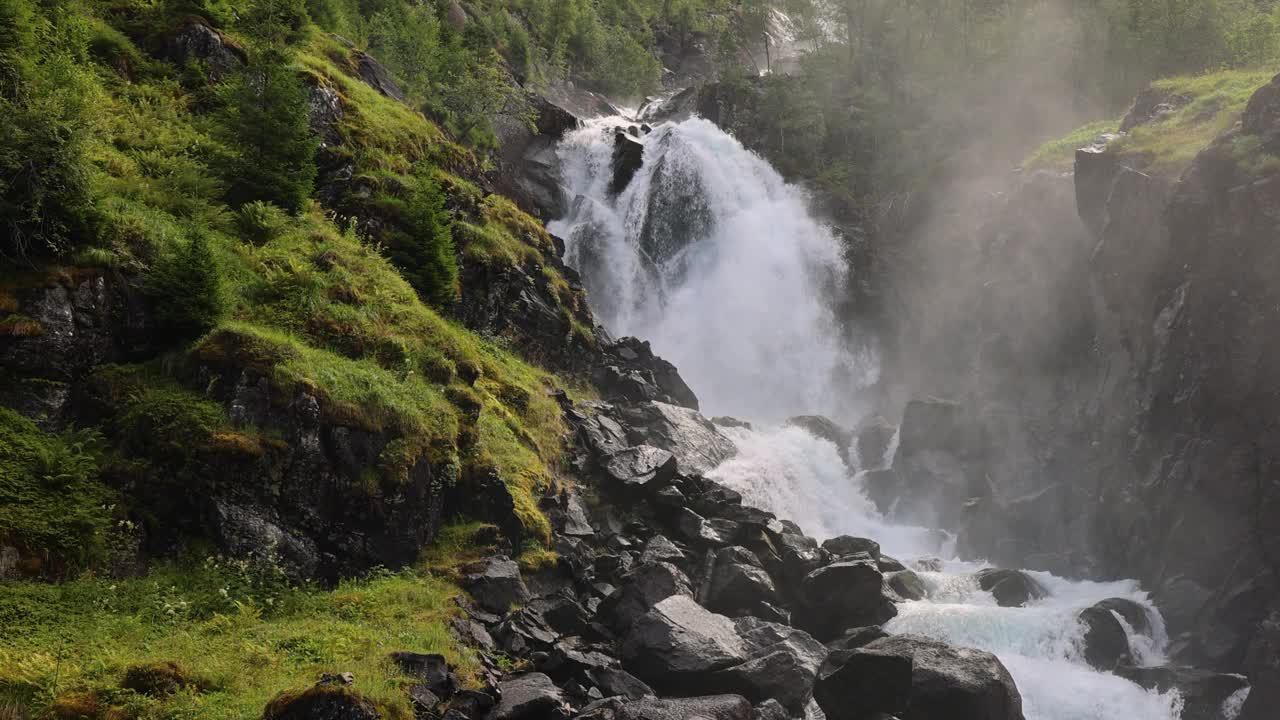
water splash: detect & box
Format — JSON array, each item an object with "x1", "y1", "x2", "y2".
[{"x1": 550, "y1": 116, "x2": 876, "y2": 422}]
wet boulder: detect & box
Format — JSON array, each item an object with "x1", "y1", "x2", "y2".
[
  {"x1": 462, "y1": 556, "x2": 531, "y2": 614},
  {"x1": 600, "y1": 562, "x2": 694, "y2": 630},
  {"x1": 620, "y1": 595, "x2": 749, "y2": 690},
  {"x1": 1092, "y1": 597, "x2": 1151, "y2": 636},
  {"x1": 488, "y1": 673, "x2": 569, "y2": 720},
  {"x1": 785, "y1": 416, "x2": 854, "y2": 459},
  {"x1": 798, "y1": 559, "x2": 897, "y2": 641},
  {"x1": 813, "y1": 644, "x2": 913, "y2": 719},
  {"x1": 600, "y1": 446, "x2": 677, "y2": 490},
  {"x1": 702, "y1": 546, "x2": 781, "y2": 619},
  {"x1": 862, "y1": 635, "x2": 1024, "y2": 720},
  {"x1": 675, "y1": 508, "x2": 739, "y2": 546},
  {"x1": 1077, "y1": 604, "x2": 1133, "y2": 671},
  {"x1": 618, "y1": 402, "x2": 737, "y2": 475},
  {"x1": 575, "y1": 694, "x2": 752, "y2": 720},
  {"x1": 974, "y1": 569, "x2": 1046, "y2": 608},
  {"x1": 855, "y1": 416, "x2": 897, "y2": 470},
  {"x1": 610, "y1": 132, "x2": 645, "y2": 195},
  {"x1": 263, "y1": 681, "x2": 381, "y2": 720},
  {"x1": 887, "y1": 570, "x2": 928, "y2": 601},
  {"x1": 707, "y1": 618, "x2": 828, "y2": 714},
  {"x1": 821, "y1": 536, "x2": 881, "y2": 560},
  {"x1": 1114, "y1": 666, "x2": 1248, "y2": 720}
]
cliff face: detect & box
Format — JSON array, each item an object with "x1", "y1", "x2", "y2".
[{"x1": 873, "y1": 72, "x2": 1280, "y2": 683}]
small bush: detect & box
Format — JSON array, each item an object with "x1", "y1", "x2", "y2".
[
  {"x1": 146, "y1": 230, "x2": 226, "y2": 341},
  {"x1": 381, "y1": 170, "x2": 458, "y2": 307},
  {"x1": 236, "y1": 201, "x2": 291, "y2": 244},
  {"x1": 120, "y1": 661, "x2": 203, "y2": 696}
]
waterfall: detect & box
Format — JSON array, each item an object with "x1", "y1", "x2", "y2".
[
  {"x1": 549, "y1": 116, "x2": 876, "y2": 422},
  {"x1": 550, "y1": 112, "x2": 1194, "y2": 720}
]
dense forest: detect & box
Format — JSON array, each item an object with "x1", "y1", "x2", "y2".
[{"x1": 3, "y1": 1, "x2": 1280, "y2": 719}]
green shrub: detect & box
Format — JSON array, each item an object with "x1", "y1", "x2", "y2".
[
  {"x1": 236, "y1": 200, "x2": 291, "y2": 244},
  {"x1": 0, "y1": 407, "x2": 110, "y2": 570},
  {"x1": 381, "y1": 170, "x2": 458, "y2": 307},
  {"x1": 219, "y1": 49, "x2": 318, "y2": 213},
  {"x1": 146, "y1": 230, "x2": 227, "y2": 341}
]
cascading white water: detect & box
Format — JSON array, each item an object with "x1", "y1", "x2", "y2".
[
  {"x1": 549, "y1": 116, "x2": 876, "y2": 422},
  {"x1": 550, "y1": 112, "x2": 1213, "y2": 720}
]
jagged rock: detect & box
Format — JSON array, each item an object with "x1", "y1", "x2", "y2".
[
  {"x1": 676, "y1": 508, "x2": 740, "y2": 546},
  {"x1": 878, "y1": 556, "x2": 907, "y2": 573},
  {"x1": 491, "y1": 93, "x2": 579, "y2": 218},
  {"x1": 617, "y1": 402, "x2": 737, "y2": 475},
  {"x1": 308, "y1": 84, "x2": 344, "y2": 147},
  {"x1": 798, "y1": 559, "x2": 896, "y2": 640},
  {"x1": 785, "y1": 416, "x2": 854, "y2": 459},
  {"x1": 1120, "y1": 88, "x2": 1193, "y2": 132},
  {"x1": 703, "y1": 546, "x2": 781, "y2": 619},
  {"x1": 587, "y1": 668, "x2": 654, "y2": 700},
  {"x1": 354, "y1": 51, "x2": 404, "y2": 101},
  {"x1": 600, "y1": 446, "x2": 677, "y2": 489},
  {"x1": 813, "y1": 645, "x2": 913, "y2": 719},
  {"x1": 1092, "y1": 598, "x2": 1151, "y2": 636},
  {"x1": 462, "y1": 556, "x2": 531, "y2": 614},
  {"x1": 620, "y1": 595, "x2": 748, "y2": 689},
  {"x1": 160, "y1": 16, "x2": 246, "y2": 80},
  {"x1": 489, "y1": 673, "x2": 568, "y2": 720},
  {"x1": 821, "y1": 536, "x2": 880, "y2": 559},
  {"x1": 887, "y1": 570, "x2": 927, "y2": 601},
  {"x1": 1115, "y1": 666, "x2": 1248, "y2": 720},
  {"x1": 862, "y1": 635, "x2": 1023, "y2": 720},
  {"x1": 610, "y1": 132, "x2": 645, "y2": 195},
  {"x1": 601, "y1": 562, "x2": 694, "y2": 630},
  {"x1": 708, "y1": 618, "x2": 828, "y2": 714},
  {"x1": 886, "y1": 397, "x2": 992, "y2": 529},
  {"x1": 575, "y1": 694, "x2": 752, "y2": 720},
  {"x1": 825, "y1": 626, "x2": 889, "y2": 652},
  {"x1": 1077, "y1": 605, "x2": 1132, "y2": 671},
  {"x1": 750, "y1": 699, "x2": 789, "y2": 720},
  {"x1": 974, "y1": 569, "x2": 1046, "y2": 608},
  {"x1": 639, "y1": 535, "x2": 688, "y2": 566}
]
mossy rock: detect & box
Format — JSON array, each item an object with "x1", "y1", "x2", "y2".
[
  {"x1": 49, "y1": 692, "x2": 101, "y2": 720},
  {"x1": 120, "y1": 660, "x2": 204, "y2": 696},
  {"x1": 263, "y1": 683, "x2": 381, "y2": 720}
]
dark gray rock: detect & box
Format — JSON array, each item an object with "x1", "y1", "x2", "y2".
[
  {"x1": 708, "y1": 618, "x2": 828, "y2": 714},
  {"x1": 601, "y1": 562, "x2": 694, "y2": 630},
  {"x1": 887, "y1": 570, "x2": 927, "y2": 601},
  {"x1": 639, "y1": 535, "x2": 688, "y2": 566},
  {"x1": 488, "y1": 673, "x2": 567, "y2": 720},
  {"x1": 825, "y1": 626, "x2": 889, "y2": 652},
  {"x1": 601, "y1": 445, "x2": 677, "y2": 489},
  {"x1": 575, "y1": 694, "x2": 752, "y2": 720},
  {"x1": 813, "y1": 645, "x2": 913, "y2": 719},
  {"x1": 821, "y1": 536, "x2": 880, "y2": 559},
  {"x1": 799, "y1": 560, "x2": 896, "y2": 640},
  {"x1": 1077, "y1": 605, "x2": 1132, "y2": 671},
  {"x1": 974, "y1": 569, "x2": 1046, "y2": 608},
  {"x1": 161, "y1": 16, "x2": 246, "y2": 80},
  {"x1": 862, "y1": 635, "x2": 1023, "y2": 720},
  {"x1": 262, "y1": 682, "x2": 382, "y2": 720},
  {"x1": 785, "y1": 416, "x2": 854, "y2": 459},
  {"x1": 610, "y1": 132, "x2": 645, "y2": 195},
  {"x1": 389, "y1": 652, "x2": 456, "y2": 700},
  {"x1": 598, "y1": 337, "x2": 700, "y2": 410},
  {"x1": 618, "y1": 402, "x2": 737, "y2": 475},
  {"x1": 463, "y1": 556, "x2": 531, "y2": 614},
  {"x1": 1114, "y1": 666, "x2": 1247, "y2": 720},
  {"x1": 855, "y1": 416, "x2": 897, "y2": 470},
  {"x1": 750, "y1": 699, "x2": 789, "y2": 720},
  {"x1": 676, "y1": 508, "x2": 739, "y2": 546},
  {"x1": 587, "y1": 668, "x2": 654, "y2": 700},
  {"x1": 703, "y1": 546, "x2": 781, "y2": 618},
  {"x1": 1093, "y1": 598, "x2": 1151, "y2": 636},
  {"x1": 308, "y1": 84, "x2": 344, "y2": 147},
  {"x1": 619, "y1": 595, "x2": 748, "y2": 688},
  {"x1": 354, "y1": 51, "x2": 404, "y2": 101}
]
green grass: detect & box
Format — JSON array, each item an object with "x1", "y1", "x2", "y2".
[
  {"x1": 0, "y1": 565, "x2": 474, "y2": 720},
  {"x1": 1025, "y1": 119, "x2": 1120, "y2": 170},
  {"x1": 1109, "y1": 68, "x2": 1276, "y2": 175}
]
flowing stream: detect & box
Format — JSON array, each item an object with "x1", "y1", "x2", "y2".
[{"x1": 550, "y1": 113, "x2": 1218, "y2": 720}]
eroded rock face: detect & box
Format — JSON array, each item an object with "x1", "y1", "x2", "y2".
[
  {"x1": 491, "y1": 94, "x2": 580, "y2": 219},
  {"x1": 616, "y1": 402, "x2": 737, "y2": 475},
  {"x1": 620, "y1": 594, "x2": 749, "y2": 686},
  {"x1": 160, "y1": 17, "x2": 246, "y2": 81},
  {"x1": 798, "y1": 559, "x2": 896, "y2": 641}
]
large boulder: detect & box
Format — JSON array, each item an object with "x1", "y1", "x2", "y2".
[
  {"x1": 813, "y1": 645, "x2": 913, "y2": 719},
  {"x1": 974, "y1": 569, "x2": 1046, "y2": 608},
  {"x1": 702, "y1": 546, "x2": 782, "y2": 619},
  {"x1": 620, "y1": 595, "x2": 749, "y2": 690},
  {"x1": 462, "y1": 556, "x2": 531, "y2": 614},
  {"x1": 610, "y1": 132, "x2": 645, "y2": 195},
  {"x1": 1092, "y1": 597, "x2": 1152, "y2": 636},
  {"x1": 488, "y1": 673, "x2": 568, "y2": 720},
  {"x1": 821, "y1": 536, "x2": 880, "y2": 560},
  {"x1": 785, "y1": 416, "x2": 854, "y2": 459},
  {"x1": 798, "y1": 559, "x2": 897, "y2": 641},
  {"x1": 708, "y1": 618, "x2": 828, "y2": 714},
  {"x1": 263, "y1": 682, "x2": 381, "y2": 720},
  {"x1": 862, "y1": 635, "x2": 1023, "y2": 720},
  {"x1": 160, "y1": 16, "x2": 246, "y2": 81},
  {"x1": 1114, "y1": 666, "x2": 1248, "y2": 720},
  {"x1": 597, "y1": 337, "x2": 700, "y2": 410},
  {"x1": 1077, "y1": 605, "x2": 1132, "y2": 671},
  {"x1": 601, "y1": 562, "x2": 694, "y2": 631},
  {"x1": 600, "y1": 445, "x2": 678, "y2": 490}
]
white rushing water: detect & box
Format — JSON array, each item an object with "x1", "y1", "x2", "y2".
[
  {"x1": 549, "y1": 115, "x2": 876, "y2": 422},
  {"x1": 551, "y1": 112, "x2": 1195, "y2": 720}
]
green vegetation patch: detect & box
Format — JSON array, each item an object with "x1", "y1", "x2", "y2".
[
  {"x1": 1025, "y1": 119, "x2": 1122, "y2": 170},
  {"x1": 0, "y1": 564, "x2": 473, "y2": 720},
  {"x1": 0, "y1": 408, "x2": 111, "y2": 572}
]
